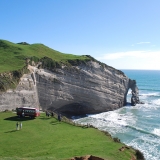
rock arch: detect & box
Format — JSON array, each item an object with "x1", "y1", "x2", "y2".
[{"x1": 128, "y1": 79, "x2": 140, "y2": 106}]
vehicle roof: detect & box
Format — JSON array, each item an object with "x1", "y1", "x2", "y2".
[{"x1": 18, "y1": 107, "x2": 39, "y2": 110}]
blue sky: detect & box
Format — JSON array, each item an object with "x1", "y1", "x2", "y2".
[{"x1": 1, "y1": 0, "x2": 160, "y2": 70}]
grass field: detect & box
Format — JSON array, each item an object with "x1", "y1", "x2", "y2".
[
  {"x1": 0, "y1": 111, "x2": 138, "y2": 160},
  {"x1": 0, "y1": 40, "x2": 90, "y2": 73}
]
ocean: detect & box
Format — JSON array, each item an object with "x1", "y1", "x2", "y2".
[{"x1": 73, "y1": 70, "x2": 160, "y2": 160}]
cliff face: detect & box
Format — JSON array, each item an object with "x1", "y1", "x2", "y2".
[
  {"x1": 0, "y1": 73, "x2": 39, "y2": 111},
  {"x1": 36, "y1": 61, "x2": 130, "y2": 116},
  {"x1": 0, "y1": 61, "x2": 139, "y2": 115}
]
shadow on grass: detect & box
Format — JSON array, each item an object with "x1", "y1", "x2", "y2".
[
  {"x1": 82, "y1": 126, "x2": 89, "y2": 129},
  {"x1": 49, "y1": 118, "x2": 59, "y2": 125},
  {"x1": 4, "y1": 130, "x2": 19, "y2": 133},
  {"x1": 50, "y1": 121, "x2": 59, "y2": 125},
  {"x1": 39, "y1": 117, "x2": 53, "y2": 120},
  {"x1": 4, "y1": 116, "x2": 34, "y2": 121}
]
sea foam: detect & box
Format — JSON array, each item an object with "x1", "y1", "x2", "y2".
[
  {"x1": 153, "y1": 128, "x2": 160, "y2": 137},
  {"x1": 152, "y1": 99, "x2": 160, "y2": 106}
]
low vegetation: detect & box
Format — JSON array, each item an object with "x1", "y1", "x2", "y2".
[
  {"x1": 0, "y1": 66, "x2": 29, "y2": 92},
  {"x1": 0, "y1": 39, "x2": 90, "y2": 92},
  {"x1": 0, "y1": 40, "x2": 125, "y2": 92},
  {"x1": 0, "y1": 111, "x2": 142, "y2": 160},
  {"x1": 0, "y1": 39, "x2": 90, "y2": 73}
]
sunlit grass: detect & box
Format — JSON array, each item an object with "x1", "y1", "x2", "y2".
[
  {"x1": 0, "y1": 39, "x2": 89, "y2": 73},
  {"x1": 0, "y1": 111, "x2": 137, "y2": 160}
]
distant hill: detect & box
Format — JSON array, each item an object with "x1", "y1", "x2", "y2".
[{"x1": 0, "y1": 39, "x2": 90, "y2": 73}]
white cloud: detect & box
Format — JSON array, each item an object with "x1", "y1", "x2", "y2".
[
  {"x1": 96, "y1": 50, "x2": 153, "y2": 60},
  {"x1": 96, "y1": 50, "x2": 160, "y2": 70},
  {"x1": 136, "y1": 42, "x2": 150, "y2": 44},
  {"x1": 131, "y1": 42, "x2": 151, "y2": 46}
]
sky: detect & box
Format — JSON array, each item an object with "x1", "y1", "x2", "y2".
[{"x1": 1, "y1": 0, "x2": 160, "y2": 70}]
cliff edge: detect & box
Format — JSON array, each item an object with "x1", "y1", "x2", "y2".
[
  {"x1": 0, "y1": 60, "x2": 140, "y2": 116},
  {"x1": 0, "y1": 40, "x2": 140, "y2": 115},
  {"x1": 35, "y1": 60, "x2": 140, "y2": 116}
]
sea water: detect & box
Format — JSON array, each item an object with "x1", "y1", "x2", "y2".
[{"x1": 73, "y1": 70, "x2": 160, "y2": 160}]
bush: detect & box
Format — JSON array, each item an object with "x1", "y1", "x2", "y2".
[
  {"x1": 113, "y1": 137, "x2": 120, "y2": 143},
  {"x1": 135, "y1": 149, "x2": 145, "y2": 160}
]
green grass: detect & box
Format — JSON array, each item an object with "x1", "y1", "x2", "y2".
[
  {"x1": 0, "y1": 112, "x2": 137, "y2": 160},
  {"x1": 0, "y1": 40, "x2": 90, "y2": 73}
]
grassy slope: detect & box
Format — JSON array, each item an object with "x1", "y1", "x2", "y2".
[
  {"x1": 0, "y1": 112, "x2": 137, "y2": 160},
  {"x1": 0, "y1": 40, "x2": 89, "y2": 73}
]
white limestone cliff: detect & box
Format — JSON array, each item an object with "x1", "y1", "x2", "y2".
[{"x1": 0, "y1": 61, "x2": 140, "y2": 116}]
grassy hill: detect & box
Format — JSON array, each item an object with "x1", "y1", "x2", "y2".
[
  {"x1": 0, "y1": 40, "x2": 91, "y2": 92},
  {"x1": 0, "y1": 39, "x2": 90, "y2": 73},
  {"x1": 0, "y1": 39, "x2": 124, "y2": 92},
  {"x1": 0, "y1": 111, "x2": 141, "y2": 160}
]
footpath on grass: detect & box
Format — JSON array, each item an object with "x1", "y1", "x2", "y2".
[{"x1": 0, "y1": 111, "x2": 144, "y2": 160}]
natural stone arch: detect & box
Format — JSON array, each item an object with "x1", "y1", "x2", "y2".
[{"x1": 128, "y1": 79, "x2": 140, "y2": 106}]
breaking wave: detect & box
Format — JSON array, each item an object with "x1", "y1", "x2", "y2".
[{"x1": 74, "y1": 70, "x2": 160, "y2": 160}]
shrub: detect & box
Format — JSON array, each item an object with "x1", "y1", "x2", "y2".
[
  {"x1": 135, "y1": 149, "x2": 145, "y2": 160},
  {"x1": 113, "y1": 137, "x2": 120, "y2": 143}
]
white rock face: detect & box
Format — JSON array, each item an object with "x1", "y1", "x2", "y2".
[
  {"x1": 0, "y1": 73, "x2": 39, "y2": 111},
  {"x1": 0, "y1": 61, "x2": 137, "y2": 116},
  {"x1": 36, "y1": 61, "x2": 130, "y2": 116}
]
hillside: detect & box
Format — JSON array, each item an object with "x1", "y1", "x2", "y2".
[
  {"x1": 0, "y1": 39, "x2": 90, "y2": 73},
  {"x1": 0, "y1": 39, "x2": 91, "y2": 92}
]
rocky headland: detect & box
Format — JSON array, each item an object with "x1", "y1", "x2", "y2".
[
  {"x1": 0, "y1": 40, "x2": 140, "y2": 116},
  {"x1": 0, "y1": 59, "x2": 140, "y2": 116}
]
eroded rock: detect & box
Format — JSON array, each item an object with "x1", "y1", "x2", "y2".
[{"x1": 0, "y1": 61, "x2": 140, "y2": 114}]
